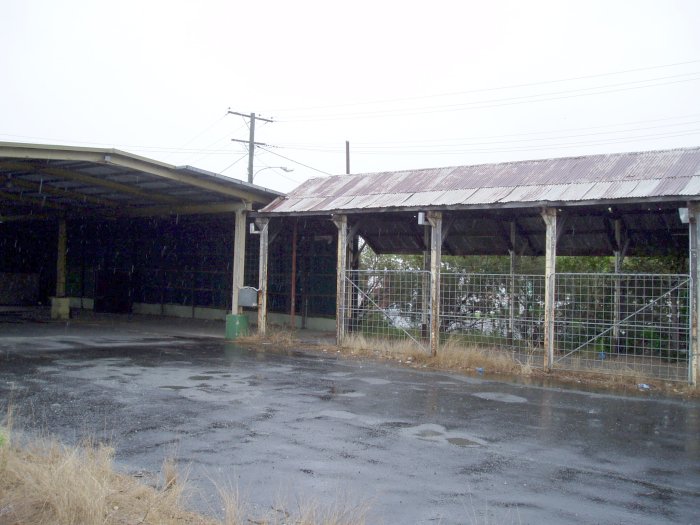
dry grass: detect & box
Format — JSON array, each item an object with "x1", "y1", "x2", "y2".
[
  {"x1": 339, "y1": 334, "x2": 533, "y2": 377},
  {"x1": 236, "y1": 327, "x2": 297, "y2": 347},
  {"x1": 0, "y1": 430, "x2": 208, "y2": 525},
  {"x1": 0, "y1": 417, "x2": 368, "y2": 525},
  {"x1": 333, "y1": 334, "x2": 699, "y2": 397}
]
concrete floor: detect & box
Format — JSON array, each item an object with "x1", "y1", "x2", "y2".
[{"x1": 1, "y1": 313, "x2": 699, "y2": 524}]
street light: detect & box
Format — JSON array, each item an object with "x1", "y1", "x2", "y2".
[{"x1": 252, "y1": 166, "x2": 293, "y2": 182}]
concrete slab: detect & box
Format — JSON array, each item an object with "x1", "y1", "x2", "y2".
[{"x1": 0, "y1": 323, "x2": 698, "y2": 524}]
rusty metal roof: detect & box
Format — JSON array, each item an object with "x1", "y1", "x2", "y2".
[{"x1": 262, "y1": 147, "x2": 700, "y2": 215}]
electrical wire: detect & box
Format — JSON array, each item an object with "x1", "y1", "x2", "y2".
[
  {"x1": 219, "y1": 152, "x2": 248, "y2": 174},
  {"x1": 258, "y1": 147, "x2": 332, "y2": 175},
  {"x1": 277, "y1": 119, "x2": 700, "y2": 153},
  {"x1": 265, "y1": 59, "x2": 700, "y2": 114},
  {"x1": 276, "y1": 73, "x2": 700, "y2": 122}
]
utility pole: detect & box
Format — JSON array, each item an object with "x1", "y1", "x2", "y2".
[
  {"x1": 228, "y1": 110, "x2": 274, "y2": 183},
  {"x1": 345, "y1": 140, "x2": 350, "y2": 174}
]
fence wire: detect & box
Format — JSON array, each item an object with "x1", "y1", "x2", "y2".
[
  {"x1": 343, "y1": 268, "x2": 691, "y2": 382},
  {"x1": 553, "y1": 273, "x2": 690, "y2": 381},
  {"x1": 343, "y1": 270, "x2": 430, "y2": 347}
]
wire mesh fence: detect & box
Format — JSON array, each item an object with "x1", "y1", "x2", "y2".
[
  {"x1": 343, "y1": 269, "x2": 430, "y2": 349},
  {"x1": 342, "y1": 267, "x2": 692, "y2": 382},
  {"x1": 553, "y1": 273, "x2": 690, "y2": 381},
  {"x1": 440, "y1": 272, "x2": 546, "y2": 365}
]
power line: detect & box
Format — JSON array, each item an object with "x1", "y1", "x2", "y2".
[
  {"x1": 219, "y1": 152, "x2": 249, "y2": 174},
  {"x1": 266, "y1": 59, "x2": 700, "y2": 114},
  {"x1": 277, "y1": 119, "x2": 700, "y2": 153},
  {"x1": 258, "y1": 146, "x2": 332, "y2": 175},
  {"x1": 276, "y1": 72, "x2": 700, "y2": 122}
]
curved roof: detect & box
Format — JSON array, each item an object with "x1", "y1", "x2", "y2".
[{"x1": 262, "y1": 147, "x2": 700, "y2": 215}]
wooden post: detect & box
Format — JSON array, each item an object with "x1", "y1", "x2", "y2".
[
  {"x1": 422, "y1": 226, "x2": 430, "y2": 339},
  {"x1": 256, "y1": 218, "x2": 269, "y2": 337},
  {"x1": 290, "y1": 220, "x2": 298, "y2": 330},
  {"x1": 50, "y1": 217, "x2": 70, "y2": 320},
  {"x1": 56, "y1": 218, "x2": 67, "y2": 297},
  {"x1": 508, "y1": 221, "x2": 516, "y2": 343},
  {"x1": 613, "y1": 219, "x2": 624, "y2": 345},
  {"x1": 541, "y1": 208, "x2": 557, "y2": 370},
  {"x1": 333, "y1": 215, "x2": 348, "y2": 345},
  {"x1": 689, "y1": 204, "x2": 699, "y2": 386},
  {"x1": 428, "y1": 211, "x2": 442, "y2": 357}
]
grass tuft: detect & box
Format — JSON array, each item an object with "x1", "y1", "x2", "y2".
[{"x1": 0, "y1": 415, "x2": 369, "y2": 525}]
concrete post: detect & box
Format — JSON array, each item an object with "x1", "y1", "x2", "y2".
[
  {"x1": 541, "y1": 208, "x2": 557, "y2": 370},
  {"x1": 256, "y1": 218, "x2": 269, "y2": 337},
  {"x1": 226, "y1": 208, "x2": 248, "y2": 339},
  {"x1": 428, "y1": 211, "x2": 442, "y2": 357},
  {"x1": 333, "y1": 215, "x2": 348, "y2": 346}
]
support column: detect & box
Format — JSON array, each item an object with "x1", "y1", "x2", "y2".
[
  {"x1": 256, "y1": 218, "x2": 270, "y2": 337},
  {"x1": 508, "y1": 221, "x2": 516, "y2": 343},
  {"x1": 421, "y1": 226, "x2": 430, "y2": 339},
  {"x1": 333, "y1": 215, "x2": 349, "y2": 345},
  {"x1": 51, "y1": 218, "x2": 70, "y2": 320},
  {"x1": 612, "y1": 219, "x2": 625, "y2": 345},
  {"x1": 226, "y1": 208, "x2": 248, "y2": 339},
  {"x1": 290, "y1": 220, "x2": 298, "y2": 330},
  {"x1": 428, "y1": 211, "x2": 442, "y2": 357},
  {"x1": 541, "y1": 208, "x2": 557, "y2": 370},
  {"x1": 689, "y1": 204, "x2": 699, "y2": 386}
]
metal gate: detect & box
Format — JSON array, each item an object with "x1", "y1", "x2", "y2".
[
  {"x1": 341, "y1": 269, "x2": 430, "y2": 351},
  {"x1": 552, "y1": 273, "x2": 690, "y2": 381}
]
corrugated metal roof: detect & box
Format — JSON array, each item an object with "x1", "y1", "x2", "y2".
[
  {"x1": 0, "y1": 142, "x2": 281, "y2": 219},
  {"x1": 262, "y1": 147, "x2": 700, "y2": 215}
]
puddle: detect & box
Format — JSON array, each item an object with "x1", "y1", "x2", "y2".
[
  {"x1": 473, "y1": 392, "x2": 527, "y2": 404},
  {"x1": 402, "y1": 423, "x2": 486, "y2": 447},
  {"x1": 338, "y1": 391, "x2": 365, "y2": 398},
  {"x1": 447, "y1": 437, "x2": 481, "y2": 448},
  {"x1": 417, "y1": 429, "x2": 443, "y2": 438},
  {"x1": 317, "y1": 410, "x2": 357, "y2": 420},
  {"x1": 359, "y1": 377, "x2": 391, "y2": 385},
  {"x1": 159, "y1": 385, "x2": 189, "y2": 390},
  {"x1": 188, "y1": 375, "x2": 213, "y2": 381}
]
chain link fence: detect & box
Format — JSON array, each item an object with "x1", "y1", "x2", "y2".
[{"x1": 342, "y1": 268, "x2": 691, "y2": 382}]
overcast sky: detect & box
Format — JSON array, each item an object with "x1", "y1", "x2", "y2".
[{"x1": 2, "y1": 0, "x2": 700, "y2": 192}]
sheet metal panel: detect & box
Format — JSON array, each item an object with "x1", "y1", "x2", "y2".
[
  {"x1": 680, "y1": 176, "x2": 700, "y2": 197},
  {"x1": 270, "y1": 147, "x2": 700, "y2": 214}
]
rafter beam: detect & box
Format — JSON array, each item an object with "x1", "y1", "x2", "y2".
[
  {"x1": 0, "y1": 161, "x2": 180, "y2": 204},
  {"x1": 0, "y1": 175, "x2": 121, "y2": 208},
  {"x1": 0, "y1": 190, "x2": 68, "y2": 210},
  {"x1": 120, "y1": 202, "x2": 247, "y2": 218}
]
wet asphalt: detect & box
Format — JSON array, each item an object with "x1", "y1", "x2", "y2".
[{"x1": 0, "y1": 327, "x2": 699, "y2": 524}]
